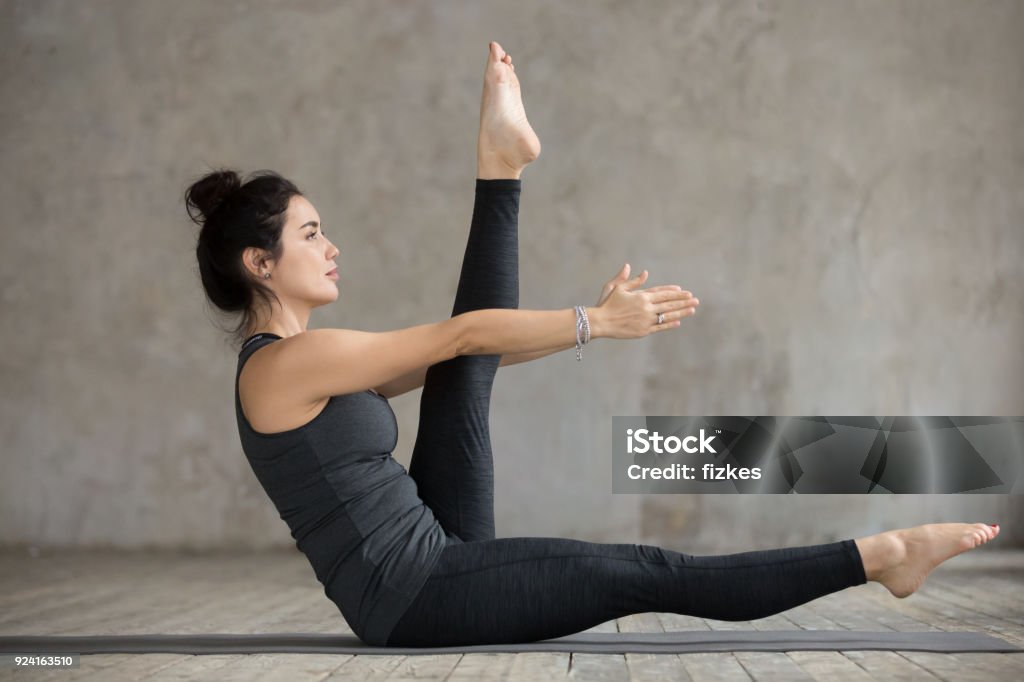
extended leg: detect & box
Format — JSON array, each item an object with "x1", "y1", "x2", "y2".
[
  {"x1": 407, "y1": 41, "x2": 539, "y2": 543},
  {"x1": 407, "y1": 179, "x2": 520, "y2": 542},
  {"x1": 385, "y1": 536, "x2": 868, "y2": 646},
  {"x1": 386, "y1": 522, "x2": 1001, "y2": 646}
]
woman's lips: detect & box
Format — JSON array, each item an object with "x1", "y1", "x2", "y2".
[{"x1": 327, "y1": 269, "x2": 338, "y2": 279}]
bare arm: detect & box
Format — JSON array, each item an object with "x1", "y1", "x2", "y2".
[
  {"x1": 460, "y1": 307, "x2": 605, "y2": 356},
  {"x1": 256, "y1": 320, "x2": 465, "y2": 410},
  {"x1": 375, "y1": 336, "x2": 577, "y2": 399},
  {"x1": 373, "y1": 269, "x2": 695, "y2": 398},
  {"x1": 499, "y1": 341, "x2": 577, "y2": 367},
  {"x1": 374, "y1": 308, "x2": 602, "y2": 398}
]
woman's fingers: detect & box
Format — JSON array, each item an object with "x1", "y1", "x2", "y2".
[
  {"x1": 602, "y1": 264, "x2": 630, "y2": 290},
  {"x1": 651, "y1": 288, "x2": 700, "y2": 327},
  {"x1": 648, "y1": 285, "x2": 689, "y2": 296},
  {"x1": 648, "y1": 287, "x2": 693, "y2": 301},
  {"x1": 621, "y1": 269, "x2": 649, "y2": 290},
  {"x1": 666, "y1": 299, "x2": 699, "y2": 318},
  {"x1": 653, "y1": 304, "x2": 697, "y2": 332}
]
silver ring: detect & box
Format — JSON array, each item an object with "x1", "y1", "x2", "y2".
[{"x1": 657, "y1": 313, "x2": 665, "y2": 325}]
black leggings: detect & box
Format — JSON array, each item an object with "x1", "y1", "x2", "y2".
[{"x1": 387, "y1": 179, "x2": 867, "y2": 647}]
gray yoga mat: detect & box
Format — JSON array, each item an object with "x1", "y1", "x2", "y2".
[{"x1": 1, "y1": 631, "x2": 1019, "y2": 655}]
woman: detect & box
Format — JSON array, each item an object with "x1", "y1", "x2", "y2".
[{"x1": 184, "y1": 41, "x2": 999, "y2": 647}]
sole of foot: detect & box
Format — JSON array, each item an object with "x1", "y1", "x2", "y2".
[
  {"x1": 477, "y1": 41, "x2": 541, "y2": 179},
  {"x1": 861, "y1": 522, "x2": 1000, "y2": 598}
]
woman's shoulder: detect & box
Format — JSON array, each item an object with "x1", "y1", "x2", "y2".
[{"x1": 239, "y1": 336, "x2": 332, "y2": 434}]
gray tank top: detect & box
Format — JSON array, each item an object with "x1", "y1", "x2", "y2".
[{"x1": 234, "y1": 332, "x2": 450, "y2": 645}]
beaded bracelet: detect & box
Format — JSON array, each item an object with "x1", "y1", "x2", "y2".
[{"x1": 574, "y1": 305, "x2": 591, "y2": 361}]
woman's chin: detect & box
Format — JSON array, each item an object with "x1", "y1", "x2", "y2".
[{"x1": 314, "y1": 287, "x2": 340, "y2": 306}]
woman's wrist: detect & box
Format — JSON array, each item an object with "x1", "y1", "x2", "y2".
[{"x1": 584, "y1": 306, "x2": 604, "y2": 340}]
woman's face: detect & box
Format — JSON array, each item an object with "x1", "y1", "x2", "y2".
[{"x1": 264, "y1": 194, "x2": 341, "y2": 306}]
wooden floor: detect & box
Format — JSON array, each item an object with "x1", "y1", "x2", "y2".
[{"x1": 1, "y1": 547, "x2": 1022, "y2": 681}]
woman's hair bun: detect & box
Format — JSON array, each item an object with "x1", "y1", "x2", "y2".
[{"x1": 185, "y1": 168, "x2": 243, "y2": 226}]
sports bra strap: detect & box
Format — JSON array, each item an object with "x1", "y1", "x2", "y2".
[{"x1": 241, "y1": 332, "x2": 282, "y2": 353}]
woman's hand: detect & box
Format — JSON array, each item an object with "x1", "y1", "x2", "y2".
[{"x1": 593, "y1": 263, "x2": 698, "y2": 339}]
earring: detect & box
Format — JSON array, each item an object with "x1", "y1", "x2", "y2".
[{"x1": 263, "y1": 272, "x2": 271, "y2": 279}]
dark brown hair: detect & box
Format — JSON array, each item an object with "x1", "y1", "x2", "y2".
[{"x1": 184, "y1": 168, "x2": 303, "y2": 349}]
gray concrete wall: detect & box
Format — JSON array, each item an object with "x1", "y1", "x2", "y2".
[{"x1": 1, "y1": 0, "x2": 1021, "y2": 551}]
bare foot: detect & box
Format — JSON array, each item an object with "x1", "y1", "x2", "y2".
[
  {"x1": 477, "y1": 41, "x2": 541, "y2": 179},
  {"x1": 856, "y1": 523, "x2": 1000, "y2": 598}
]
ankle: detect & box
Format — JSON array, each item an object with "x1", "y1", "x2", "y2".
[
  {"x1": 477, "y1": 155, "x2": 523, "y2": 180},
  {"x1": 855, "y1": 531, "x2": 904, "y2": 582},
  {"x1": 477, "y1": 168, "x2": 523, "y2": 180}
]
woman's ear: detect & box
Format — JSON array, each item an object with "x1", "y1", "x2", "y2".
[{"x1": 242, "y1": 246, "x2": 270, "y2": 278}]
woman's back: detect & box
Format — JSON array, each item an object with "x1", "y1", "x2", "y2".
[{"x1": 234, "y1": 332, "x2": 450, "y2": 645}]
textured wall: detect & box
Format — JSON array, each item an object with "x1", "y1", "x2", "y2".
[{"x1": 1, "y1": 0, "x2": 1021, "y2": 551}]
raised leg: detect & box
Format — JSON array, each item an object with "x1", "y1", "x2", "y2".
[
  {"x1": 407, "y1": 179, "x2": 520, "y2": 542},
  {"x1": 407, "y1": 41, "x2": 539, "y2": 543}
]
